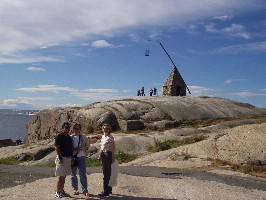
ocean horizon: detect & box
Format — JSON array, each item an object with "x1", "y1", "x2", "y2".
[{"x1": 0, "y1": 109, "x2": 37, "y2": 142}]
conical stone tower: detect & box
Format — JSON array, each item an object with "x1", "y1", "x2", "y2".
[{"x1": 163, "y1": 67, "x2": 187, "y2": 96}]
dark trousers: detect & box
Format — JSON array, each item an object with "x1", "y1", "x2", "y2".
[{"x1": 101, "y1": 151, "x2": 112, "y2": 193}]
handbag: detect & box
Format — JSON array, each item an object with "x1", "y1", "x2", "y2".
[
  {"x1": 71, "y1": 135, "x2": 81, "y2": 167},
  {"x1": 72, "y1": 154, "x2": 79, "y2": 167}
]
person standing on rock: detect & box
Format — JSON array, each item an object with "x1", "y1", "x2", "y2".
[
  {"x1": 98, "y1": 123, "x2": 116, "y2": 197},
  {"x1": 153, "y1": 87, "x2": 157, "y2": 96},
  {"x1": 54, "y1": 122, "x2": 73, "y2": 198},
  {"x1": 141, "y1": 87, "x2": 145, "y2": 96},
  {"x1": 70, "y1": 123, "x2": 90, "y2": 197},
  {"x1": 149, "y1": 88, "x2": 153, "y2": 96}
]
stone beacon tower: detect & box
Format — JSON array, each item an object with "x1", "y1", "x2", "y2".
[{"x1": 163, "y1": 67, "x2": 187, "y2": 96}]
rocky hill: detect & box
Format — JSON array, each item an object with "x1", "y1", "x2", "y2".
[
  {"x1": 1, "y1": 96, "x2": 265, "y2": 178},
  {"x1": 25, "y1": 96, "x2": 265, "y2": 144}
]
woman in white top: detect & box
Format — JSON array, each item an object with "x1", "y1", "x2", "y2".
[
  {"x1": 98, "y1": 123, "x2": 115, "y2": 196},
  {"x1": 70, "y1": 123, "x2": 89, "y2": 197}
]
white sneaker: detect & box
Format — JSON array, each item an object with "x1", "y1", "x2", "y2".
[{"x1": 54, "y1": 192, "x2": 62, "y2": 198}]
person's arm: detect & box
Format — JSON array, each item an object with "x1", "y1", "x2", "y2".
[
  {"x1": 55, "y1": 145, "x2": 63, "y2": 164},
  {"x1": 98, "y1": 149, "x2": 103, "y2": 160},
  {"x1": 98, "y1": 136, "x2": 103, "y2": 160},
  {"x1": 81, "y1": 134, "x2": 89, "y2": 151}
]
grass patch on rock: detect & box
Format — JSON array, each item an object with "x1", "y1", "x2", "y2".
[
  {"x1": 210, "y1": 158, "x2": 266, "y2": 178},
  {"x1": 40, "y1": 163, "x2": 56, "y2": 167},
  {"x1": 115, "y1": 151, "x2": 139, "y2": 163},
  {"x1": 232, "y1": 162, "x2": 266, "y2": 177},
  {"x1": 179, "y1": 115, "x2": 266, "y2": 129},
  {"x1": 0, "y1": 156, "x2": 21, "y2": 165},
  {"x1": 211, "y1": 158, "x2": 231, "y2": 166},
  {"x1": 86, "y1": 158, "x2": 102, "y2": 167},
  {"x1": 180, "y1": 118, "x2": 231, "y2": 128},
  {"x1": 149, "y1": 135, "x2": 206, "y2": 152}
]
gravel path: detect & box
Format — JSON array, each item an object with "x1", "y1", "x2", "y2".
[{"x1": 0, "y1": 164, "x2": 266, "y2": 200}]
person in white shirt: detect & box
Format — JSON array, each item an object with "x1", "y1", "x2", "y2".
[
  {"x1": 98, "y1": 123, "x2": 115, "y2": 196},
  {"x1": 70, "y1": 123, "x2": 90, "y2": 197}
]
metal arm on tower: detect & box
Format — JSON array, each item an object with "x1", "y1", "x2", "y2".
[{"x1": 147, "y1": 40, "x2": 191, "y2": 94}]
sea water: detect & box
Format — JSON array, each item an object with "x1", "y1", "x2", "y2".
[{"x1": 0, "y1": 109, "x2": 37, "y2": 141}]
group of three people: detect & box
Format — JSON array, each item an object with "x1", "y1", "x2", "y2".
[{"x1": 54, "y1": 122, "x2": 115, "y2": 198}]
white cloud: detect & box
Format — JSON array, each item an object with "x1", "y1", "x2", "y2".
[
  {"x1": 91, "y1": 40, "x2": 123, "y2": 48},
  {"x1": 91, "y1": 40, "x2": 114, "y2": 48},
  {"x1": 0, "y1": 84, "x2": 127, "y2": 109},
  {"x1": 0, "y1": 97, "x2": 82, "y2": 109},
  {"x1": 40, "y1": 43, "x2": 59, "y2": 49},
  {"x1": 16, "y1": 85, "x2": 75, "y2": 93},
  {"x1": 148, "y1": 30, "x2": 163, "y2": 39},
  {"x1": 216, "y1": 41, "x2": 266, "y2": 53},
  {"x1": 230, "y1": 91, "x2": 266, "y2": 97},
  {"x1": 223, "y1": 79, "x2": 246, "y2": 85},
  {"x1": 223, "y1": 24, "x2": 251, "y2": 39},
  {"x1": 16, "y1": 84, "x2": 120, "y2": 95},
  {"x1": 188, "y1": 85, "x2": 215, "y2": 96},
  {"x1": 224, "y1": 80, "x2": 233, "y2": 84},
  {"x1": 184, "y1": 24, "x2": 200, "y2": 35},
  {"x1": 0, "y1": 0, "x2": 264, "y2": 63},
  {"x1": 213, "y1": 15, "x2": 234, "y2": 21},
  {"x1": 122, "y1": 90, "x2": 131, "y2": 93},
  {"x1": 18, "y1": 97, "x2": 53, "y2": 101},
  {"x1": 205, "y1": 23, "x2": 251, "y2": 39},
  {"x1": 0, "y1": 98, "x2": 32, "y2": 109},
  {"x1": 0, "y1": 55, "x2": 62, "y2": 64},
  {"x1": 129, "y1": 33, "x2": 141, "y2": 42},
  {"x1": 15, "y1": 84, "x2": 124, "y2": 105},
  {"x1": 83, "y1": 89, "x2": 118, "y2": 93},
  {"x1": 73, "y1": 92, "x2": 122, "y2": 102},
  {"x1": 27, "y1": 66, "x2": 45, "y2": 72},
  {"x1": 71, "y1": 88, "x2": 121, "y2": 101}
]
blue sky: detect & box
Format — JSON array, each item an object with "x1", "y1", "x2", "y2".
[{"x1": 0, "y1": 0, "x2": 266, "y2": 110}]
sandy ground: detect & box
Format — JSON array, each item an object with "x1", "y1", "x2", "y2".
[{"x1": 0, "y1": 172, "x2": 266, "y2": 200}]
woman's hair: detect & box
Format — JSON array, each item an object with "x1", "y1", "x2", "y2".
[
  {"x1": 73, "y1": 123, "x2": 82, "y2": 130},
  {"x1": 102, "y1": 123, "x2": 112, "y2": 133}
]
